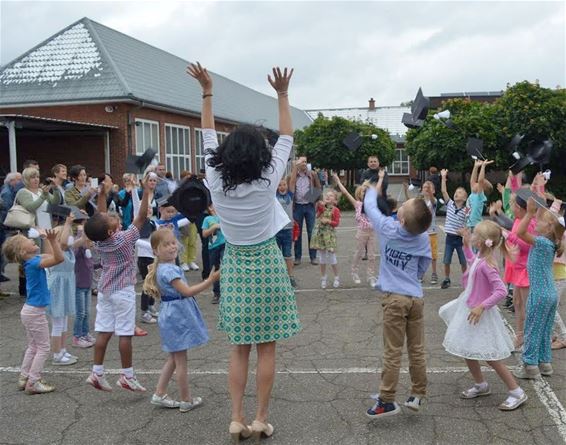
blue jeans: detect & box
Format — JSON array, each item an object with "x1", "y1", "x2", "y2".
[
  {"x1": 209, "y1": 244, "x2": 225, "y2": 296},
  {"x1": 443, "y1": 234, "x2": 466, "y2": 266},
  {"x1": 73, "y1": 287, "x2": 91, "y2": 338},
  {"x1": 293, "y1": 203, "x2": 316, "y2": 261},
  {"x1": 276, "y1": 229, "x2": 293, "y2": 258}
]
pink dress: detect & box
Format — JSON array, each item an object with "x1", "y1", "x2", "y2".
[{"x1": 504, "y1": 217, "x2": 536, "y2": 287}]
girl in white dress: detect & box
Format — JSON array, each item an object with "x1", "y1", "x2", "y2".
[{"x1": 439, "y1": 220, "x2": 527, "y2": 411}]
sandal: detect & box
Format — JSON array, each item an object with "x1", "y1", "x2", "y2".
[
  {"x1": 460, "y1": 383, "x2": 491, "y2": 399},
  {"x1": 251, "y1": 420, "x2": 274, "y2": 443},
  {"x1": 229, "y1": 421, "x2": 252, "y2": 444},
  {"x1": 551, "y1": 339, "x2": 566, "y2": 350},
  {"x1": 498, "y1": 392, "x2": 528, "y2": 411}
]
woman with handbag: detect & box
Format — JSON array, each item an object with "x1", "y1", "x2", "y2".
[{"x1": 13, "y1": 168, "x2": 61, "y2": 230}]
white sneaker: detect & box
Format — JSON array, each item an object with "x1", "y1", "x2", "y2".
[
  {"x1": 64, "y1": 351, "x2": 78, "y2": 361},
  {"x1": 368, "y1": 277, "x2": 377, "y2": 288},
  {"x1": 141, "y1": 312, "x2": 157, "y2": 324},
  {"x1": 181, "y1": 263, "x2": 190, "y2": 272},
  {"x1": 179, "y1": 397, "x2": 203, "y2": 412},
  {"x1": 147, "y1": 305, "x2": 159, "y2": 318},
  {"x1": 321, "y1": 276, "x2": 327, "y2": 289},
  {"x1": 151, "y1": 393, "x2": 180, "y2": 408},
  {"x1": 86, "y1": 372, "x2": 113, "y2": 391},
  {"x1": 352, "y1": 273, "x2": 361, "y2": 284},
  {"x1": 117, "y1": 374, "x2": 147, "y2": 392},
  {"x1": 333, "y1": 277, "x2": 340, "y2": 288},
  {"x1": 404, "y1": 395, "x2": 425, "y2": 412},
  {"x1": 189, "y1": 262, "x2": 200, "y2": 271},
  {"x1": 52, "y1": 353, "x2": 77, "y2": 366}
]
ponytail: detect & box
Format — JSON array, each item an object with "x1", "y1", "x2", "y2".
[{"x1": 143, "y1": 258, "x2": 161, "y2": 299}]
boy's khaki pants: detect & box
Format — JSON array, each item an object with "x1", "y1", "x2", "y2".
[{"x1": 379, "y1": 293, "x2": 427, "y2": 403}]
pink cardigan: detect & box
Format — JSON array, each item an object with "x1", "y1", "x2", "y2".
[{"x1": 462, "y1": 246, "x2": 508, "y2": 310}]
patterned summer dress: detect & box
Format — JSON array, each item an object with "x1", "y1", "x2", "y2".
[{"x1": 310, "y1": 205, "x2": 338, "y2": 252}]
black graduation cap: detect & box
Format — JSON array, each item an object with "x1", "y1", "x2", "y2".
[
  {"x1": 443, "y1": 119, "x2": 457, "y2": 130},
  {"x1": 515, "y1": 188, "x2": 547, "y2": 210},
  {"x1": 47, "y1": 204, "x2": 89, "y2": 221},
  {"x1": 343, "y1": 132, "x2": 363, "y2": 151},
  {"x1": 126, "y1": 148, "x2": 157, "y2": 174},
  {"x1": 168, "y1": 176, "x2": 210, "y2": 222},
  {"x1": 506, "y1": 134, "x2": 525, "y2": 154},
  {"x1": 509, "y1": 139, "x2": 553, "y2": 174},
  {"x1": 490, "y1": 214, "x2": 514, "y2": 231},
  {"x1": 401, "y1": 87, "x2": 430, "y2": 129},
  {"x1": 466, "y1": 138, "x2": 484, "y2": 160}
]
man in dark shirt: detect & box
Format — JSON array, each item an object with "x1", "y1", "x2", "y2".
[{"x1": 361, "y1": 155, "x2": 390, "y2": 215}]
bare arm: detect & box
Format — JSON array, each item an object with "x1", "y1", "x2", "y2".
[
  {"x1": 288, "y1": 163, "x2": 298, "y2": 193},
  {"x1": 332, "y1": 173, "x2": 357, "y2": 207},
  {"x1": 268, "y1": 67, "x2": 294, "y2": 136},
  {"x1": 132, "y1": 180, "x2": 150, "y2": 230},
  {"x1": 59, "y1": 216, "x2": 74, "y2": 251},
  {"x1": 187, "y1": 62, "x2": 215, "y2": 130},
  {"x1": 97, "y1": 185, "x2": 108, "y2": 213},
  {"x1": 440, "y1": 169, "x2": 450, "y2": 203},
  {"x1": 171, "y1": 268, "x2": 220, "y2": 297},
  {"x1": 39, "y1": 230, "x2": 64, "y2": 268},
  {"x1": 202, "y1": 223, "x2": 220, "y2": 238},
  {"x1": 517, "y1": 198, "x2": 537, "y2": 245},
  {"x1": 470, "y1": 160, "x2": 481, "y2": 192}
]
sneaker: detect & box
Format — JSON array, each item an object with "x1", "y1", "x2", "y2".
[
  {"x1": 404, "y1": 395, "x2": 424, "y2": 412},
  {"x1": 430, "y1": 273, "x2": 438, "y2": 285},
  {"x1": 17, "y1": 374, "x2": 28, "y2": 391},
  {"x1": 73, "y1": 336, "x2": 93, "y2": 348},
  {"x1": 310, "y1": 258, "x2": 319, "y2": 266},
  {"x1": 289, "y1": 276, "x2": 297, "y2": 288},
  {"x1": 117, "y1": 374, "x2": 147, "y2": 392},
  {"x1": 539, "y1": 363, "x2": 554, "y2": 376},
  {"x1": 368, "y1": 277, "x2": 377, "y2": 288},
  {"x1": 293, "y1": 258, "x2": 301, "y2": 266},
  {"x1": 440, "y1": 278, "x2": 451, "y2": 289},
  {"x1": 189, "y1": 262, "x2": 200, "y2": 271},
  {"x1": 211, "y1": 294, "x2": 220, "y2": 305},
  {"x1": 147, "y1": 305, "x2": 159, "y2": 317},
  {"x1": 513, "y1": 364, "x2": 541, "y2": 380},
  {"x1": 498, "y1": 391, "x2": 528, "y2": 411},
  {"x1": 25, "y1": 379, "x2": 55, "y2": 395},
  {"x1": 352, "y1": 273, "x2": 361, "y2": 285},
  {"x1": 366, "y1": 397, "x2": 401, "y2": 419},
  {"x1": 179, "y1": 397, "x2": 203, "y2": 412},
  {"x1": 52, "y1": 353, "x2": 77, "y2": 366},
  {"x1": 503, "y1": 295, "x2": 513, "y2": 308},
  {"x1": 460, "y1": 383, "x2": 491, "y2": 399},
  {"x1": 321, "y1": 276, "x2": 327, "y2": 289},
  {"x1": 85, "y1": 333, "x2": 96, "y2": 343},
  {"x1": 141, "y1": 312, "x2": 157, "y2": 324},
  {"x1": 86, "y1": 372, "x2": 113, "y2": 392},
  {"x1": 151, "y1": 393, "x2": 180, "y2": 408},
  {"x1": 64, "y1": 351, "x2": 78, "y2": 361},
  {"x1": 181, "y1": 263, "x2": 190, "y2": 272},
  {"x1": 418, "y1": 278, "x2": 423, "y2": 284},
  {"x1": 134, "y1": 326, "x2": 148, "y2": 336},
  {"x1": 333, "y1": 277, "x2": 340, "y2": 288}
]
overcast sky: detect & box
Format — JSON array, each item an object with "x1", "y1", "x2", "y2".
[{"x1": 1, "y1": 1, "x2": 564, "y2": 110}]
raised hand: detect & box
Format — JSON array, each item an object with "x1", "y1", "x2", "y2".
[
  {"x1": 268, "y1": 67, "x2": 293, "y2": 95},
  {"x1": 331, "y1": 172, "x2": 341, "y2": 183},
  {"x1": 187, "y1": 62, "x2": 213, "y2": 94},
  {"x1": 44, "y1": 229, "x2": 58, "y2": 241},
  {"x1": 440, "y1": 169, "x2": 448, "y2": 178},
  {"x1": 483, "y1": 159, "x2": 495, "y2": 166}
]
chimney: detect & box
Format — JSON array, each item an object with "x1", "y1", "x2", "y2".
[{"x1": 368, "y1": 97, "x2": 376, "y2": 110}]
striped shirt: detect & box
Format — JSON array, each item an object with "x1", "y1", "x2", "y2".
[
  {"x1": 444, "y1": 200, "x2": 468, "y2": 235},
  {"x1": 95, "y1": 224, "x2": 140, "y2": 296}
]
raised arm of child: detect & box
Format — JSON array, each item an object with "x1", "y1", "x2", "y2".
[
  {"x1": 516, "y1": 197, "x2": 537, "y2": 245},
  {"x1": 440, "y1": 169, "x2": 451, "y2": 203},
  {"x1": 332, "y1": 173, "x2": 357, "y2": 207},
  {"x1": 477, "y1": 160, "x2": 494, "y2": 193},
  {"x1": 171, "y1": 268, "x2": 221, "y2": 298},
  {"x1": 132, "y1": 177, "x2": 150, "y2": 231},
  {"x1": 39, "y1": 229, "x2": 65, "y2": 269},
  {"x1": 59, "y1": 215, "x2": 74, "y2": 251},
  {"x1": 469, "y1": 160, "x2": 481, "y2": 192}
]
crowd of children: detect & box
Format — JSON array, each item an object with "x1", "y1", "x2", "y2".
[{"x1": 2, "y1": 66, "x2": 566, "y2": 442}]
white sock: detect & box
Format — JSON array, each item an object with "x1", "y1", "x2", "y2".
[
  {"x1": 509, "y1": 387, "x2": 524, "y2": 398},
  {"x1": 122, "y1": 367, "x2": 134, "y2": 378},
  {"x1": 61, "y1": 348, "x2": 67, "y2": 355},
  {"x1": 93, "y1": 364, "x2": 104, "y2": 375}
]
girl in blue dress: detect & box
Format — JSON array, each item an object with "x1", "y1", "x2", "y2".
[
  {"x1": 514, "y1": 197, "x2": 565, "y2": 379},
  {"x1": 143, "y1": 228, "x2": 219, "y2": 412}
]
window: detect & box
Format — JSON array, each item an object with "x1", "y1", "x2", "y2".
[
  {"x1": 217, "y1": 131, "x2": 229, "y2": 144},
  {"x1": 165, "y1": 124, "x2": 191, "y2": 179},
  {"x1": 194, "y1": 128, "x2": 205, "y2": 173},
  {"x1": 389, "y1": 148, "x2": 409, "y2": 175},
  {"x1": 135, "y1": 119, "x2": 160, "y2": 158}
]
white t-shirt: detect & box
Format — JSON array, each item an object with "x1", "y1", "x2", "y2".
[{"x1": 204, "y1": 129, "x2": 292, "y2": 246}]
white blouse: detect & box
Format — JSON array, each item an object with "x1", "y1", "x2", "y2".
[{"x1": 203, "y1": 129, "x2": 293, "y2": 246}]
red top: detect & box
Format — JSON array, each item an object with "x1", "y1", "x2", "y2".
[{"x1": 316, "y1": 202, "x2": 341, "y2": 228}]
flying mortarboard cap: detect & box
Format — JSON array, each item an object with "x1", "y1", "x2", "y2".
[
  {"x1": 169, "y1": 177, "x2": 210, "y2": 222},
  {"x1": 126, "y1": 148, "x2": 157, "y2": 174},
  {"x1": 506, "y1": 134, "x2": 525, "y2": 155},
  {"x1": 466, "y1": 138, "x2": 484, "y2": 160},
  {"x1": 515, "y1": 188, "x2": 547, "y2": 210},
  {"x1": 47, "y1": 204, "x2": 89, "y2": 221},
  {"x1": 490, "y1": 214, "x2": 514, "y2": 231},
  {"x1": 401, "y1": 87, "x2": 430, "y2": 129},
  {"x1": 527, "y1": 140, "x2": 553, "y2": 166},
  {"x1": 343, "y1": 132, "x2": 363, "y2": 151}
]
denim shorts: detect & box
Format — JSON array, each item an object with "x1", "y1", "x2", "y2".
[
  {"x1": 275, "y1": 229, "x2": 293, "y2": 259},
  {"x1": 443, "y1": 233, "x2": 466, "y2": 266}
]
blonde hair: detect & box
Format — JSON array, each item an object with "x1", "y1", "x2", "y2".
[
  {"x1": 142, "y1": 229, "x2": 176, "y2": 299},
  {"x1": 354, "y1": 184, "x2": 368, "y2": 201},
  {"x1": 473, "y1": 220, "x2": 514, "y2": 268},
  {"x1": 2, "y1": 234, "x2": 29, "y2": 263},
  {"x1": 541, "y1": 211, "x2": 565, "y2": 257},
  {"x1": 22, "y1": 168, "x2": 40, "y2": 188}
]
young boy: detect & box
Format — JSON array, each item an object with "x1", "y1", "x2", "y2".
[
  {"x1": 275, "y1": 178, "x2": 296, "y2": 288},
  {"x1": 84, "y1": 178, "x2": 151, "y2": 392},
  {"x1": 364, "y1": 169, "x2": 432, "y2": 419},
  {"x1": 440, "y1": 169, "x2": 469, "y2": 289},
  {"x1": 467, "y1": 159, "x2": 493, "y2": 231},
  {"x1": 421, "y1": 180, "x2": 438, "y2": 284},
  {"x1": 202, "y1": 204, "x2": 225, "y2": 304}
]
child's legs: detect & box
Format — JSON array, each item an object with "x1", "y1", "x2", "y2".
[
  {"x1": 429, "y1": 234, "x2": 438, "y2": 274},
  {"x1": 186, "y1": 223, "x2": 198, "y2": 263},
  {"x1": 277, "y1": 229, "x2": 294, "y2": 276},
  {"x1": 118, "y1": 336, "x2": 133, "y2": 369},
  {"x1": 113, "y1": 287, "x2": 136, "y2": 367},
  {"x1": 138, "y1": 257, "x2": 153, "y2": 312},
  {"x1": 486, "y1": 360, "x2": 518, "y2": 391},
  {"x1": 229, "y1": 344, "x2": 252, "y2": 422},
  {"x1": 20, "y1": 305, "x2": 50, "y2": 382},
  {"x1": 513, "y1": 286, "x2": 529, "y2": 343},
  {"x1": 366, "y1": 231, "x2": 376, "y2": 278},
  {"x1": 540, "y1": 298, "x2": 558, "y2": 363},
  {"x1": 255, "y1": 341, "x2": 276, "y2": 422},
  {"x1": 522, "y1": 292, "x2": 556, "y2": 365},
  {"x1": 83, "y1": 288, "x2": 91, "y2": 335},
  {"x1": 173, "y1": 350, "x2": 190, "y2": 401},
  {"x1": 464, "y1": 359, "x2": 485, "y2": 384},
  {"x1": 73, "y1": 288, "x2": 86, "y2": 338},
  {"x1": 442, "y1": 239, "x2": 455, "y2": 278},
  {"x1": 379, "y1": 293, "x2": 410, "y2": 403},
  {"x1": 351, "y1": 229, "x2": 366, "y2": 275},
  {"x1": 209, "y1": 245, "x2": 225, "y2": 295},
  {"x1": 455, "y1": 244, "x2": 467, "y2": 273},
  {"x1": 156, "y1": 354, "x2": 176, "y2": 396},
  {"x1": 51, "y1": 316, "x2": 67, "y2": 354},
  {"x1": 553, "y1": 283, "x2": 566, "y2": 341},
  {"x1": 93, "y1": 332, "x2": 113, "y2": 365},
  {"x1": 405, "y1": 298, "x2": 427, "y2": 397}
]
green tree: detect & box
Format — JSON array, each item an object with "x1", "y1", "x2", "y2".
[{"x1": 293, "y1": 115, "x2": 395, "y2": 174}]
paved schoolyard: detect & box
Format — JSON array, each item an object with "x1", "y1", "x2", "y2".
[{"x1": 1, "y1": 212, "x2": 566, "y2": 444}]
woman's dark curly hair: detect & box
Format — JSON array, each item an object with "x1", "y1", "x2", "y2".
[{"x1": 206, "y1": 125, "x2": 273, "y2": 192}]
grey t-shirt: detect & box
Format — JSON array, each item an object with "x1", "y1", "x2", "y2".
[{"x1": 276, "y1": 191, "x2": 294, "y2": 230}]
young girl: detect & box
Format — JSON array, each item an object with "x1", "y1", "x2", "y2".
[
  {"x1": 2, "y1": 229, "x2": 64, "y2": 394},
  {"x1": 311, "y1": 189, "x2": 341, "y2": 289},
  {"x1": 47, "y1": 215, "x2": 78, "y2": 365},
  {"x1": 332, "y1": 173, "x2": 375, "y2": 287},
  {"x1": 439, "y1": 220, "x2": 527, "y2": 411},
  {"x1": 514, "y1": 198, "x2": 565, "y2": 379},
  {"x1": 143, "y1": 228, "x2": 219, "y2": 412}
]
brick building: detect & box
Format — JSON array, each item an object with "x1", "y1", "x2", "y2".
[{"x1": 0, "y1": 17, "x2": 312, "y2": 179}]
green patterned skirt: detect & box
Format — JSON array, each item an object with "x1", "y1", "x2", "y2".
[{"x1": 218, "y1": 237, "x2": 302, "y2": 345}]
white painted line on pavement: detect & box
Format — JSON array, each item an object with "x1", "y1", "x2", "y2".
[
  {"x1": 0, "y1": 365, "x2": 497, "y2": 376},
  {"x1": 295, "y1": 286, "x2": 461, "y2": 293}
]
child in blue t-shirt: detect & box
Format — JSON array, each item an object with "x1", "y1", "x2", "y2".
[
  {"x1": 2, "y1": 229, "x2": 64, "y2": 394},
  {"x1": 275, "y1": 178, "x2": 296, "y2": 287},
  {"x1": 467, "y1": 160, "x2": 493, "y2": 230},
  {"x1": 202, "y1": 204, "x2": 225, "y2": 304}
]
